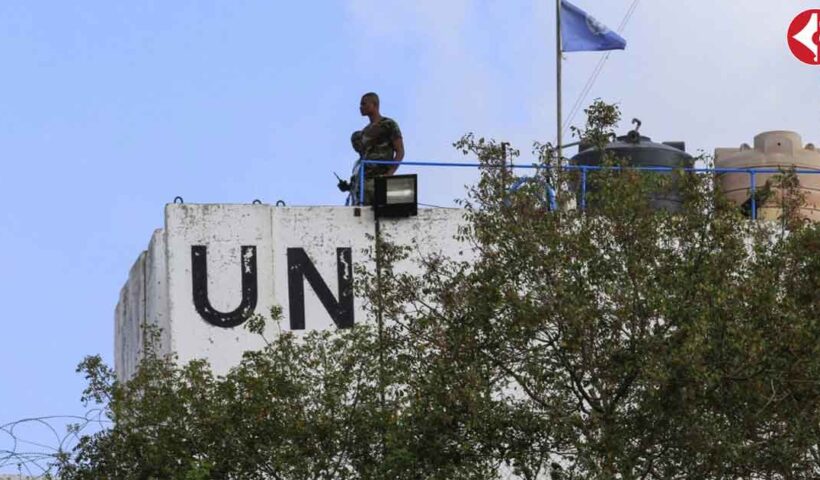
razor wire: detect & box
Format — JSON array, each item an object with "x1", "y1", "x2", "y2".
[{"x1": 0, "y1": 410, "x2": 110, "y2": 477}]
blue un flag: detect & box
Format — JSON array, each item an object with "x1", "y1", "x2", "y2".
[{"x1": 561, "y1": 0, "x2": 627, "y2": 52}]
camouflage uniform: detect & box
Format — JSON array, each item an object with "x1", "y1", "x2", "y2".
[{"x1": 350, "y1": 117, "x2": 402, "y2": 204}]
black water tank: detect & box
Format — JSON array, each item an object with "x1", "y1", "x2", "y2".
[{"x1": 571, "y1": 129, "x2": 694, "y2": 212}]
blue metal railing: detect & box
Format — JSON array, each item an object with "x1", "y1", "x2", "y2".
[{"x1": 354, "y1": 159, "x2": 820, "y2": 220}]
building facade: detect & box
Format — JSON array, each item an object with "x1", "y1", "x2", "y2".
[{"x1": 115, "y1": 204, "x2": 469, "y2": 379}]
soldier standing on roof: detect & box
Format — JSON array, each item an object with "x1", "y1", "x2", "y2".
[{"x1": 347, "y1": 92, "x2": 404, "y2": 205}]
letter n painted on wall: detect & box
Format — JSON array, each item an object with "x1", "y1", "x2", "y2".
[
  {"x1": 287, "y1": 248, "x2": 353, "y2": 329},
  {"x1": 191, "y1": 245, "x2": 258, "y2": 328}
]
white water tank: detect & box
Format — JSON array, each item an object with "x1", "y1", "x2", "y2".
[{"x1": 715, "y1": 131, "x2": 820, "y2": 221}]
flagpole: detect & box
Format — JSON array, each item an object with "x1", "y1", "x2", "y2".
[{"x1": 556, "y1": 0, "x2": 563, "y2": 164}]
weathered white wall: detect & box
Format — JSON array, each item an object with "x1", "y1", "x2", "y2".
[
  {"x1": 115, "y1": 205, "x2": 469, "y2": 380},
  {"x1": 115, "y1": 251, "x2": 145, "y2": 380},
  {"x1": 144, "y1": 229, "x2": 170, "y2": 356},
  {"x1": 164, "y1": 204, "x2": 276, "y2": 376},
  {"x1": 271, "y1": 206, "x2": 375, "y2": 333}
]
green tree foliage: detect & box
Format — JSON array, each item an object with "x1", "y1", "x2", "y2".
[{"x1": 56, "y1": 102, "x2": 820, "y2": 479}]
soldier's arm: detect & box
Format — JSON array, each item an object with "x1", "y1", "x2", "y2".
[
  {"x1": 351, "y1": 130, "x2": 364, "y2": 155},
  {"x1": 387, "y1": 118, "x2": 404, "y2": 175},
  {"x1": 388, "y1": 137, "x2": 404, "y2": 175}
]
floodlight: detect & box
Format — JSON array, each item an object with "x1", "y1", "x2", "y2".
[{"x1": 374, "y1": 174, "x2": 418, "y2": 218}]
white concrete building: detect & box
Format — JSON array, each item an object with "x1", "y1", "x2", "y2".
[{"x1": 115, "y1": 204, "x2": 468, "y2": 380}]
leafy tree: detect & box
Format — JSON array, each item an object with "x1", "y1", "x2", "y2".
[{"x1": 56, "y1": 101, "x2": 820, "y2": 479}]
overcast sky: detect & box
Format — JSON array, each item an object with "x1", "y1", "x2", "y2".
[{"x1": 1, "y1": 0, "x2": 818, "y2": 472}]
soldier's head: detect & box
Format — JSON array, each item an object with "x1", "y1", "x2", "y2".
[{"x1": 359, "y1": 92, "x2": 380, "y2": 116}]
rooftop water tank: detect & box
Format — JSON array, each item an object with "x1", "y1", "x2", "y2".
[
  {"x1": 571, "y1": 123, "x2": 694, "y2": 212},
  {"x1": 715, "y1": 131, "x2": 820, "y2": 221}
]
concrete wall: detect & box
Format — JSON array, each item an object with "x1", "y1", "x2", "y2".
[
  {"x1": 115, "y1": 205, "x2": 469, "y2": 380},
  {"x1": 114, "y1": 251, "x2": 145, "y2": 380},
  {"x1": 144, "y1": 229, "x2": 171, "y2": 356}
]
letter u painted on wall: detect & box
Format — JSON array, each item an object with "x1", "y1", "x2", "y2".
[
  {"x1": 191, "y1": 245, "x2": 259, "y2": 328},
  {"x1": 190, "y1": 246, "x2": 354, "y2": 329}
]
